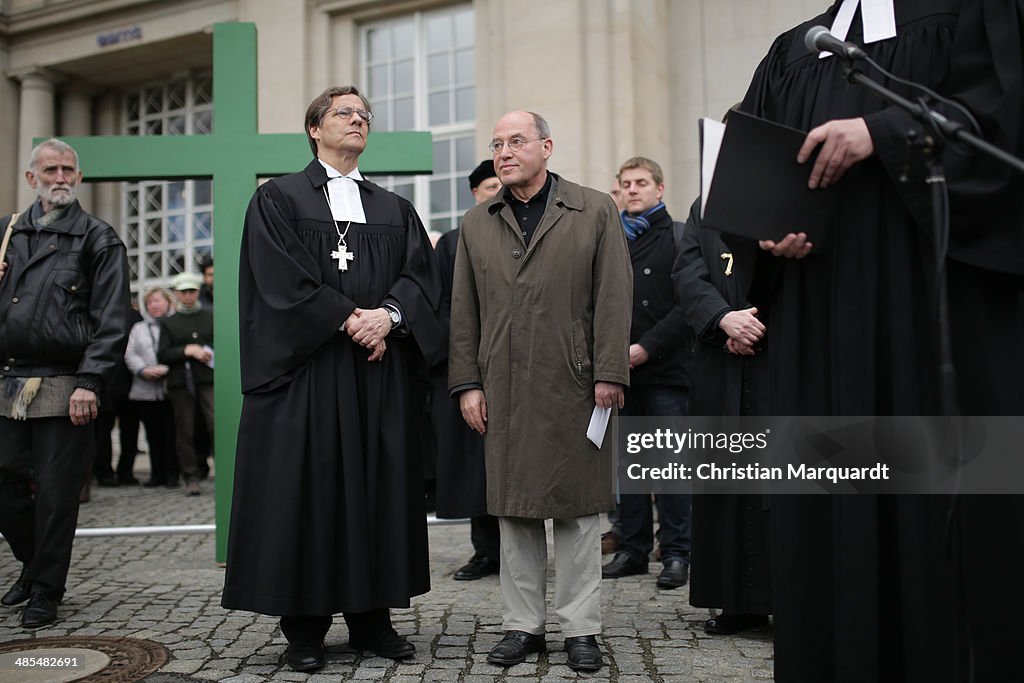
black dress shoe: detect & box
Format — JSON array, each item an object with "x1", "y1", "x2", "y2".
[
  {"x1": 1, "y1": 576, "x2": 30, "y2": 606},
  {"x1": 453, "y1": 555, "x2": 499, "y2": 581},
  {"x1": 118, "y1": 475, "x2": 139, "y2": 485},
  {"x1": 704, "y1": 612, "x2": 770, "y2": 635},
  {"x1": 21, "y1": 592, "x2": 57, "y2": 628},
  {"x1": 143, "y1": 479, "x2": 165, "y2": 487},
  {"x1": 656, "y1": 559, "x2": 689, "y2": 589},
  {"x1": 486, "y1": 630, "x2": 545, "y2": 666},
  {"x1": 601, "y1": 551, "x2": 648, "y2": 579},
  {"x1": 564, "y1": 635, "x2": 603, "y2": 671},
  {"x1": 349, "y1": 628, "x2": 415, "y2": 659},
  {"x1": 96, "y1": 473, "x2": 119, "y2": 487},
  {"x1": 286, "y1": 641, "x2": 325, "y2": 671}
]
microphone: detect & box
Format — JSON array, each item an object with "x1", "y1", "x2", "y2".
[{"x1": 804, "y1": 25, "x2": 868, "y2": 61}]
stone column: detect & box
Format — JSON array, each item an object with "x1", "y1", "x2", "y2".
[
  {"x1": 92, "y1": 93, "x2": 121, "y2": 234},
  {"x1": 60, "y1": 87, "x2": 94, "y2": 210},
  {"x1": 16, "y1": 70, "x2": 59, "y2": 208},
  {"x1": 0, "y1": 45, "x2": 20, "y2": 212}
]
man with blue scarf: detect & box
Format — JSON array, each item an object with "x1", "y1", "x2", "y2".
[{"x1": 601, "y1": 157, "x2": 693, "y2": 589}]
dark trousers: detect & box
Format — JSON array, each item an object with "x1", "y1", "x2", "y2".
[
  {"x1": 167, "y1": 384, "x2": 214, "y2": 481},
  {"x1": 617, "y1": 385, "x2": 692, "y2": 565},
  {"x1": 93, "y1": 396, "x2": 141, "y2": 481},
  {"x1": 0, "y1": 416, "x2": 93, "y2": 596},
  {"x1": 136, "y1": 400, "x2": 178, "y2": 484},
  {"x1": 280, "y1": 608, "x2": 391, "y2": 644},
  {"x1": 470, "y1": 514, "x2": 500, "y2": 560},
  {"x1": 193, "y1": 398, "x2": 211, "y2": 477}
]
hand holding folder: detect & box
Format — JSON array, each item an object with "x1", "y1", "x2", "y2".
[{"x1": 701, "y1": 110, "x2": 840, "y2": 247}]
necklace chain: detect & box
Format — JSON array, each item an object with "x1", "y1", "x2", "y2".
[
  {"x1": 322, "y1": 184, "x2": 355, "y2": 271},
  {"x1": 322, "y1": 185, "x2": 352, "y2": 245}
]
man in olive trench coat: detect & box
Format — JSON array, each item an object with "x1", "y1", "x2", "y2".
[{"x1": 449, "y1": 110, "x2": 632, "y2": 672}]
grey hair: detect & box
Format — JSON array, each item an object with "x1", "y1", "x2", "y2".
[
  {"x1": 28, "y1": 138, "x2": 79, "y2": 171},
  {"x1": 529, "y1": 112, "x2": 551, "y2": 140}
]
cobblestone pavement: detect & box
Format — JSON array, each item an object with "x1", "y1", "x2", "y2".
[{"x1": 0, "y1": 477, "x2": 774, "y2": 681}]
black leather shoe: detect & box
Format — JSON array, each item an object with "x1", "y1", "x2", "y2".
[
  {"x1": 704, "y1": 612, "x2": 770, "y2": 635},
  {"x1": 96, "y1": 473, "x2": 119, "y2": 487},
  {"x1": 656, "y1": 559, "x2": 689, "y2": 589},
  {"x1": 564, "y1": 635, "x2": 603, "y2": 671},
  {"x1": 21, "y1": 592, "x2": 57, "y2": 628},
  {"x1": 143, "y1": 479, "x2": 165, "y2": 487},
  {"x1": 453, "y1": 555, "x2": 499, "y2": 581},
  {"x1": 349, "y1": 628, "x2": 415, "y2": 659},
  {"x1": 286, "y1": 641, "x2": 325, "y2": 671},
  {"x1": 601, "y1": 552, "x2": 648, "y2": 579},
  {"x1": 1, "y1": 575, "x2": 30, "y2": 607},
  {"x1": 486, "y1": 630, "x2": 545, "y2": 666}
]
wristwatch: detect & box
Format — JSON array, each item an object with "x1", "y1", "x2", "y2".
[{"x1": 384, "y1": 305, "x2": 402, "y2": 329}]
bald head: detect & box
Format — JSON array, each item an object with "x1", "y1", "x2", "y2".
[{"x1": 490, "y1": 110, "x2": 553, "y2": 201}]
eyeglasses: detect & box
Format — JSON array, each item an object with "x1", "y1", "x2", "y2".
[
  {"x1": 488, "y1": 137, "x2": 545, "y2": 154},
  {"x1": 332, "y1": 106, "x2": 374, "y2": 124}
]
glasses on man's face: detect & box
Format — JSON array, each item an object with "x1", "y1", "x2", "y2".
[
  {"x1": 332, "y1": 106, "x2": 374, "y2": 124},
  {"x1": 488, "y1": 137, "x2": 545, "y2": 154}
]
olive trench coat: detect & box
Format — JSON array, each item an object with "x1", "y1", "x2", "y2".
[{"x1": 449, "y1": 174, "x2": 632, "y2": 519}]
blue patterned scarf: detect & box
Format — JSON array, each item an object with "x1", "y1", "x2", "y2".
[{"x1": 621, "y1": 202, "x2": 665, "y2": 241}]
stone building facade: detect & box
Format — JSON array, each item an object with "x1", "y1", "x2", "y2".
[{"x1": 0, "y1": 0, "x2": 820, "y2": 293}]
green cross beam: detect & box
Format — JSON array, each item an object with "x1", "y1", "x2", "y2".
[{"x1": 48, "y1": 22, "x2": 432, "y2": 562}]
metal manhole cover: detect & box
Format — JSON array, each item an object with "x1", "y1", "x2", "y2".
[{"x1": 0, "y1": 636, "x2": 169, "y2": 682}]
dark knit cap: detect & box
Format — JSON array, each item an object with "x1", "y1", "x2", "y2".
[{"x1": 468, "y1": 159, "x2": 497, "y2": 190}]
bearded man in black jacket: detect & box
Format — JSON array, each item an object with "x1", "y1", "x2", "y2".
[{"x1": 0, "y1": 138, "x2": 130, "y2": 629}]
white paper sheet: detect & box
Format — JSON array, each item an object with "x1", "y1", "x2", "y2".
[
  {"x1": 700, "y1": 118, "x2": 726, "y2": 219},
  {"x1": 587, "y1": 406, "x2": 612, "y2": 448}
]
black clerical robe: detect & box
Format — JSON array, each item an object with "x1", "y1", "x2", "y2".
[
  {"x1": 736, "y1": 2, "x2": 1024, "y2": 682},
  {"x1": 222, "y1": 160, "x2": 443, "y2": 616},
  {"x1": 673, "y1": 199, "x2": 771, "y2": 618},
  {"x1": 430, "y1": 227, "x2": 487, "y2": 519}
]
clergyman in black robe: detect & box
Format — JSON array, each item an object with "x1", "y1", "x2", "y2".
[
  {"x1": 431, "y1": 160, "x2": 502, "y2": 581},
  {"x1": 222, "y1": 86, "x2": 444, "y2": 672},
  {"x1": 732, "y1": 2, "x2": 1024, "y2": 681},
  {"x1": 673, "y1": 198, "x2": 771, "y2": 635}
]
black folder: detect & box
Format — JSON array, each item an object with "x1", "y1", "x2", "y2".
[{"x1": 702, "y1": 110, "x2": 839, "y2": 246}]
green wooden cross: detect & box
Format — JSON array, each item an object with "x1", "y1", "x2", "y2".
[{"x1": 48, "y1": 22, "x2": 432, "y2": 562}]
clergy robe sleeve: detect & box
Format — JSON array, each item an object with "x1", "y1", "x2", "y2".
[
  {"x1": 673, "y1": 200, "x2": 733, "y2": 345},
  {"x1": 942, "y1": 0, "x2": 1024, "y2": 276},
  {"x1": 238, "y1": 182, "x2": 359, "y2": 393},
  {"x1": 383, "y1": 199, "x2": 445, "y2": 367},
  {"x1": 447, "y1": 225, "x2": 483, "y2": 392},
  {"x1": 864, "y1": 1, "x2": 1024, "y2": 277}
]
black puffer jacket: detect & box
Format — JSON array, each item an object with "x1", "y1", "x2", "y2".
[{"x1": 0, "y1": 200, "x2": 131, "y2": 392}]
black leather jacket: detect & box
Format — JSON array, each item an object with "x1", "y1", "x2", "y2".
[{"x1": 0, "y1": 200, "x2": 130, "y2": 392}]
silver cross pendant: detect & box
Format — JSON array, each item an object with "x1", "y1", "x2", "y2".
[{"x1": 331, "y1": 244, "x2": 355, "y2": 271}]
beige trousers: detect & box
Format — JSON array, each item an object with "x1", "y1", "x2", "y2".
[{"x1": 497, "y1": 513, "x2": 602, "y2": 637}]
